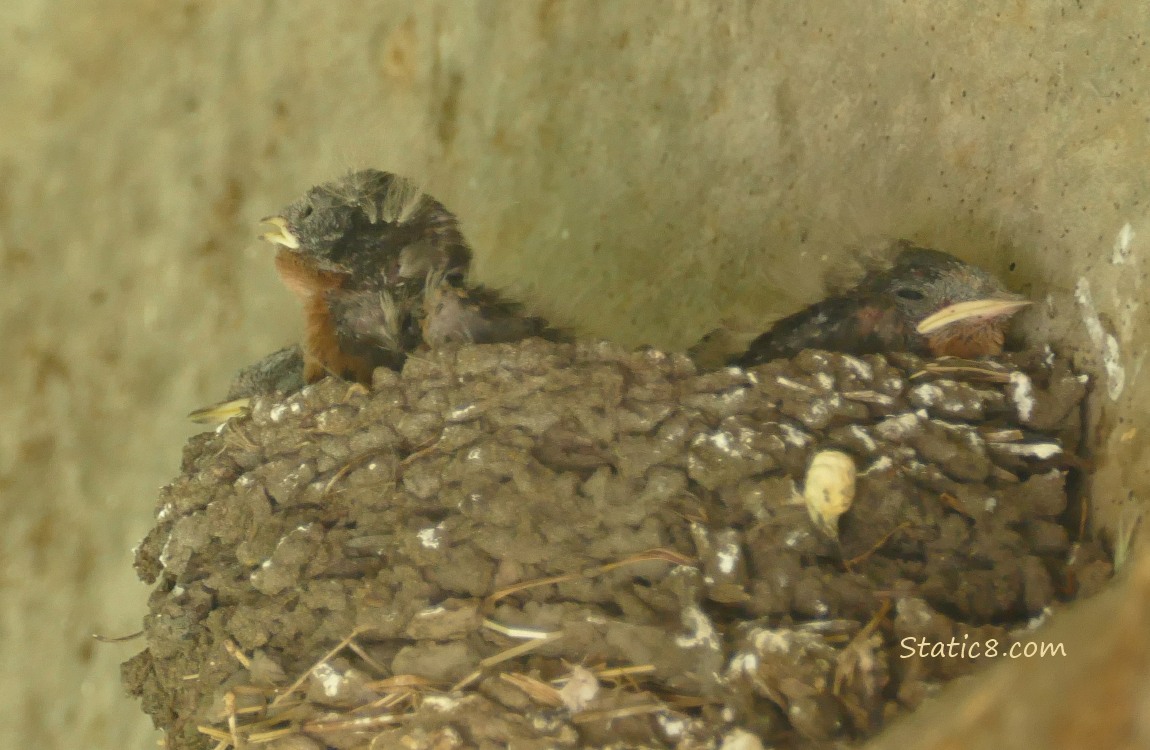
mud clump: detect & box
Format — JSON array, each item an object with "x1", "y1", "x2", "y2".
[{"x1": 123, "y1": 340, "x2": 1106, "y2": 749}]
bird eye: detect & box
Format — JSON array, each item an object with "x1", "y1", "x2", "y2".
[
  {"x1": 895, "y1": 288, "x2": 925, "y2": 300},
  {"x1": 299, "y1": 205, "x2": 313, "y2": 219}
]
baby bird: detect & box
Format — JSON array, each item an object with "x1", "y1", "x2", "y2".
[
  {"x1": 734, "y1": 242, "x2": 1029, "y2": 367},
  {"x1": 259, "y1": 169, "x2": 471, "y2": 384}
]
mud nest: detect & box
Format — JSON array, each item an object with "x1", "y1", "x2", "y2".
[{"x1": 123, "y1": 340, "x2": 1111, "y2": 749}]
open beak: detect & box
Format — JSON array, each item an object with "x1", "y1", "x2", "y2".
[
  {"x1": 916, "y1": 296, "x2": 1032, "y2": 335},
  {"x1": 259, "y1": 216, "x2": 300, "y2": 249}
]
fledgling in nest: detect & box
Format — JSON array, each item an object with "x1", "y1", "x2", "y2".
[
  {"x1": 259, "y1": 169, "x2": 472, "y2": 384},
  {"x1": 730, "y1": 240, "x2": 1029, "y2": 366}
]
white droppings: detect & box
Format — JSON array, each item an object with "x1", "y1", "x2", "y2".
[
  {"x1": 861, "y1": 456, "x2": 893, "y2": 475},
  {"x1": 984, "y1": 497, "x2": 998, "y2": 513},
  {"x1": 1026, "y1": 606, "x2": 1053, "y2": 630},
  {"x1": 676, "y1": 606, "x2": 719, "y2": 650},
  {"x1": 716, "y1": 388, "x2": 750, "y2": 408},
  {"x1": 753, "y1": 629, "x2": 794, "y2": 654},
  {"x1": 289, "y1": 402, "x2": 302, "y2": 414},
  {"x1": 269, "y1": 404, "x2": 288, "y2": 422},
  {"x1": 1101, "y1": 334, "x2": 1125, "y2": 399},
  {"x1": 448, "y1": 404, "x2": 476, "y2": 421},
  {"x1": 707, "y1": 430, "x2": 734, "y2": 454},
  {"x1": 804, "y1": 399, "x2": 830, "y2": 422},
  {"x1": 1111, "y1": 222, "x2": 1135, "y2": 265},
  {"x1": 783, "y1": 529, "x2": 805, "y2": 547},
  {"x1": 719, "y1": 728, "x2": 767, "y2": 750},
  {"x1": 843, "y1": 389, "x2": 896, "y2": 407},
  {"x1": 367, "y1": 462, "x2": 378, "y2": 471},
  {"x1": 776, "y1": 376, "x2": 817, "y2": 394},
  {"x1": 840, "y1": 354, "x2": 873, "y2": 380},
  {"x1": 1042, "y1": 344, "x2": 1056, "y2": 367},
  {"x1": 875, "y1": 412, "x2": 921, "y2": 440},
  {"x1": 417, "y1": 525, "x2": 443, "y2": 549},
  {"x1": 716, "y1": 542, "x2": 741, "y2": 574},
  {"x1": 992, "y1": 442, "x2": 1062, "y2": 459},
  {"x1": 910, "y1": 383, "x2": 943, "y2": 406},
  {"x1": 1008, "y1": 371, "x2": 1035, "y2": 422},
  {"x1": 777, "y1": 422, "x2": 811, "y2": 446},
  {"x1": 422, "y1": 694, "x2": 460, "y2": 712},
  {"x1": 848, "y1": 425, "x2": 877, "y2": 452},
  {"x1": 466, "y1": 447, "x2": 482, "y2": 461},
  {"x1": 312, "y1": 662, "x2": 344, "y2": 698},
  {"x1": 1075, "y1": 277, "x2": 1126, "y2": 399},
  {"x1": 657, "y1": 713, "x2": 688, "y2": 739},
  {"x1": 727, "y1": 652, "x2": 759, "y2": 677}
]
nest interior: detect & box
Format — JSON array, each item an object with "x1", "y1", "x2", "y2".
[{"x1": 122, "y1": 338, "x2": 1109, "y2": 749}]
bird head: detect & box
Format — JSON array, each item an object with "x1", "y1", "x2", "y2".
[
  {"x1": 877, "y1": 245, "x2": 1030, "y2": 357},
  {"x1": 259, "y1": 169, "x2": 471, "y2": 284}
]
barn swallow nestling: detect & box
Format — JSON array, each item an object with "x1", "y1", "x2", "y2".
[
  {"x1": 259, "y1": 169, "x2": 472, "y2": 384},
  {"x1": 187, "y1": 345, "x2": 305, "y2": 423},
  {"x1": 733, "y1": 242, "x2": 1030, "y2": 367}
]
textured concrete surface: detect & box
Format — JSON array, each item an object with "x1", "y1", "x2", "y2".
[{"x1": 1, "y1": 2, "x2": 1147, "y2": 747}]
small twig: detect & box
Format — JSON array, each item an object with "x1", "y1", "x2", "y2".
[
  {"x1": 482, "y1": 619, "x2": 560, "y2": 640},
  {"x1": 225, "y1": 691, "x2": 240, "y2": 749},
  {"x1": 552, "y1": 664, "x2": 656, "y2": 685},
  {"x1": 571, "y1": 703, "x2": 667, "y2": 724},
  {"x1": 843, "y1": 522, "x2": 911, "y2": 570},
  {"x1": 500, "y1": 672, "x2": 564, "y2": 707},
  {"x1": 937, "y1": 492, "x2": 972, "y2": 518},
  {"x1": 486, "y1": 548, "x2": 694, "y2": 606},
  {"x1": 196, "y1": 725, "x2": 231, "y2": 742},
  {"x1": 302, "y1": 713, "x2": 404, "y2": 734},
  {"x1": 91, "y1": 629, "x2": 144, "y2": 643},
  {"x1": 834, "y1": 599, "x2": 892, "y2": 695},
  {"x1": 322, "y1": 450, "x2": 388, "y2": 498},
  {"x1": 366, "y1": 675, "x2": 435, "y2": 691},
  {"x1": 479, "y1": 632, "x2": 564, "y2": 669},
  {"x1": 271, "y1": 627, "x2": 366, "y2": 707},
  {"x1": 449, "y1": 631, "x2": 565, "y2": 692},
  {"x1": 223, "y1": 639, "x2": 252, "y2": 669},
  {"x1": 245, "y1": 726, "x2": 299, "y2": 744},
  {"x1": 346, "y1": 639, "x2": 389, "y2": 675}
]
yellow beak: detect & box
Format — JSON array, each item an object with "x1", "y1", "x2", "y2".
[
  {"x1": 916, "y1": 297, "x2": 1032, "y2": 335},
  {"x1": 187, "y1": 397, "x2": 252, "y2": 424},
  {"x1": 258, "y1": 216, "x2": 300, "y2": 249}
]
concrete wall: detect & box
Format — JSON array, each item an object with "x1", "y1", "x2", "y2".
[{"x1": 1, "y1": 2, "x2": 1146, "y2": 746}]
